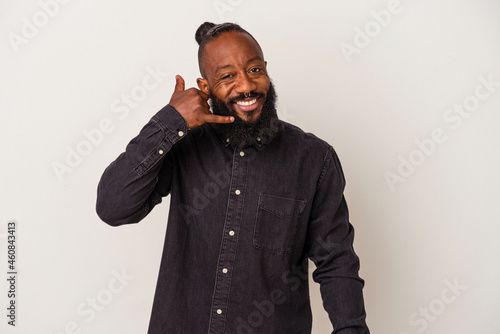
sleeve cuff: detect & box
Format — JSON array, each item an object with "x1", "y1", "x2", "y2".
[{"x1": 151, "y1": 104, "x2": 189, "y2": 144}]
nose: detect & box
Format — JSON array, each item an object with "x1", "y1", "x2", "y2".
[{"x1": 234, "y1": 72, "x2": 257, "y2": 95}]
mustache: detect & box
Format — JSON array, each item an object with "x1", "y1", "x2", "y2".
[{"x1": 227, "y1": 92, "x2": 265, "y2": 104}]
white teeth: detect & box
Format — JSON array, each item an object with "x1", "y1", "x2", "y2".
[{"x1": 236, "y1": 99, "x2": 257, "y2": 106}]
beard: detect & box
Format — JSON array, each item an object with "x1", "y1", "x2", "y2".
[{"x1": 209, "y1": 80, "x2": 282, "y2": 148}]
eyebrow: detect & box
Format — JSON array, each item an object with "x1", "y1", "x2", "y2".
[{"x1": 214, "y1": 55, "x2": 264, "y2": 74}]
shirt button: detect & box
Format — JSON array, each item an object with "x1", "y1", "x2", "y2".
[
  {"x1": 226, "y1": 138, "x2": 230, "y2": 143},
  {"x1": 158, "y1": 149, "x2": 164, "y2": 155},
  {"x1": 257, "y1": 137, "x2": 261, "y2": 142},
  {"x1": 229, "y1": 230, "x2": 235, "y2": 236},
  {"x1": 239, "y1": 151, "x2": 245, "y2": 157},
  {"x1": 216, "y1": 309, "x2": 222, "y2": 315},
  {"x1": 178, "y1": 131, "x2": 184, "y2": 137},
  {"x1": 222, "y1": 268, "x2": 228, "y2": 274},
  {"x1": 235, "y1": 189, "x2": 241, "y2": 195}
]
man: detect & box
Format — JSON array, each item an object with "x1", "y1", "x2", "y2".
[{"x1": 96, "y1": 22, "x2": 369, "y2": 334}]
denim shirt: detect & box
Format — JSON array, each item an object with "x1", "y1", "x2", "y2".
[{"x1": 96, "y1": 104, "x2": 369, "y2": 334}]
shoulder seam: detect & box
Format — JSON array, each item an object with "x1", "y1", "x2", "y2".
[{"x1": 316, "y1": 145, "x2": 333, "y2": 190}]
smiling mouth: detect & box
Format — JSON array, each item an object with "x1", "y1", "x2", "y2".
[
  {"x1": 235, "y1": 98, "x2": 257, "y2": 106},
  {"x1": 232, "y1": 96, "x2": 262, "y2": 112},
  {"x1": 229, "y1": 94, "x2": 264, "y2": 121}
]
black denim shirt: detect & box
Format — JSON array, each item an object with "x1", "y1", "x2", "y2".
[{"x1": 96, "y1": 105, "x2": 369, "y2": 334}]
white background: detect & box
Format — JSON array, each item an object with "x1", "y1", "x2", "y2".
[{"x1": 1, "y1": 0, "x2": 500, "y2": 333}]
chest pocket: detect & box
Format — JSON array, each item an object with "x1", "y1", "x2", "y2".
[{"x1": 253, "y1": 193, "x2": 306, "y2": 253}]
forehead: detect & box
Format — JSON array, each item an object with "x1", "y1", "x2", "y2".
[{"x1": 203, "y1": 31, "x2": 264, "y2": 74}]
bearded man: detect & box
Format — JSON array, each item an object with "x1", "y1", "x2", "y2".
[{"x1": 96, "y1": 22, "x2": 369, "y2": 334}]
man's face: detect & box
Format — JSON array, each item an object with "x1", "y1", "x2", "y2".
[{"x1": 197, "y1": 31, "x2": 270, "y2": 123}]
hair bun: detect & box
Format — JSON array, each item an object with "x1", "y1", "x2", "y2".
[{"x1": 195, "y1": 22, "x2": 216, "y2": 45}]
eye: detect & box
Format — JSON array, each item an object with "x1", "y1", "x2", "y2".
[
  {"x1": 220, "y1": 74, "x2": 234, "y2": 80},
  {"x1": 249, "y1": 67, "x2": 261, "y2": 73}
]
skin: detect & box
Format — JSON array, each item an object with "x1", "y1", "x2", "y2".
[{"x1": 168, "y1": 31, "x2": 270, "y2": 128}]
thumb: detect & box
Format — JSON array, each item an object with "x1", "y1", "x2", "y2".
[{"x1": 174, "y1": 75, "x2": 185, "y2": 92}]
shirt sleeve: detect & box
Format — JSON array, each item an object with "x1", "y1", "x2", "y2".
[
  {"x1": 96, "y1": 104, "x2": 188, "y2": 226},
  {"x1": 306, "y1": 146, "x2": 369, "y2": 333}
]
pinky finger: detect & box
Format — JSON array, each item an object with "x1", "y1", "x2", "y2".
[{"x1": 205, "y1": 114, "x2": 234, "y2": 124}]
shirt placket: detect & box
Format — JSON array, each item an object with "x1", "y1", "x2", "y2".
[{"x1": 208, "y1": 147, "x2": 249, "y2": 334}]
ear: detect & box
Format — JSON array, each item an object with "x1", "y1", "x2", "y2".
[{"x1": 197, "y1": 78, "x2": 210, "y2": 95}]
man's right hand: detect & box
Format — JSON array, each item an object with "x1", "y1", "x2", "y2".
[{"x1": 168, "y1": 75, "x2": 234, "y2": 129}]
